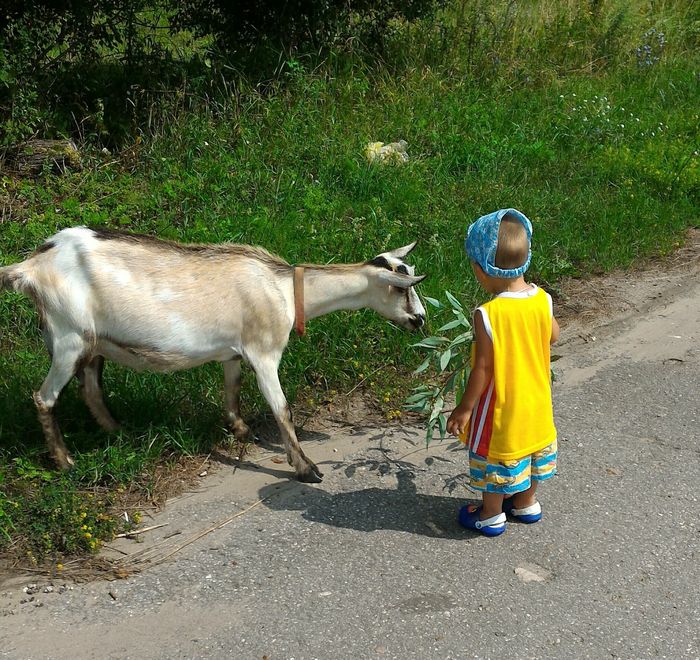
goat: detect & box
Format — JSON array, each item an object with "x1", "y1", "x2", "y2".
[{"x1": 0, "y1": 227, "x2": 426, "y2": 482}]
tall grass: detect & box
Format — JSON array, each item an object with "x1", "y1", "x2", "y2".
[{"x1": 1, "y1": 0, "x2": 698, "y2": 560}]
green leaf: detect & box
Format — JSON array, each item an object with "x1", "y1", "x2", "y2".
[
  {"x1": 437, "y1": 318, "x2": 463, "y2": 332},
  {"x1": 413, "y1": 356, "x2": 432, "y2": 374},
  {"x1": 455, "y1": 312, "x2": 471, "y2": 327},
  {"x1": 445, "y1": 290, "x2": 463, "y2": 311},
  {"x1": 412, "y1": 336, "x2": 449, "y2": 348},
  {"x1": 404, "y1": 402, "x2": 431, "y2": 413},
  {"x1": 424, "y1": 296, "x2": 443, "y2": 308},
  {"x1": 443, "y1": 370, "x2": 457, "y2": 394},
  {"x1": 429, "y1": 395, "x2": 444, "y2": 421},
  {"x1": 457, "y1": 367, "x2": 471, "y2": 402},
  {"x1": 405, "y1": 391, "x2": 432, "y2": 405},
  {"x1": 437, "y1": 413, "x2": 447, "y2": 440},
  {"x1": 449, "y1": 332, "x2": 473, "y2": 349},
  {"x1": 439, "y1": 348, "x2": 452, "y2": 371}
]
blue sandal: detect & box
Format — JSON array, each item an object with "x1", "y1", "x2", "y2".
[
  {"x1": 503, "y1": 499, "x2": 542, "y2": 523},
  {"x1": 458, "y1": 505, "x2": 506, "y2": 537}
]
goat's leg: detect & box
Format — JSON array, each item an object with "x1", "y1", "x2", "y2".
[
  {"x1": 77, "y1": 355, "x2": 120, "y2": 432},
  {"x1": 250, "y1": 355, "x2": 323, "y2": 483},
  {"x1": 34, "y1": 333, "x2": 86, "y2": 470},
  {"x1": 223, "y1": 358, "x2": 250, "y2": 441}
]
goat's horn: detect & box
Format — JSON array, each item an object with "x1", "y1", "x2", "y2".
[{"x1": 385, "y1": 241, "x2": 418, "y2": 259}]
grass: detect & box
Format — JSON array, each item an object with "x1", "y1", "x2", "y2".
[{"x1": 1, "y1": 0, "x2": 699, "y2": 563}]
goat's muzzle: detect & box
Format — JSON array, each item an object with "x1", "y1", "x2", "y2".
[{"x1": 409, "y1": 313, "x2": 426, "y2": 330}]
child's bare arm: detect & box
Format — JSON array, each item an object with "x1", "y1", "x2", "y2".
[
  {"x1": 446, "y1": 311, "x2": 494, "y2": 437},
  {"x1": 551, "y1": 315, "x2": 560, "y2": 344}
]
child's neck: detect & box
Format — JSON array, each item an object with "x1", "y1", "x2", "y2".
[{"x1": 491, "y1": 276, "x2": 530, "y2": 295}]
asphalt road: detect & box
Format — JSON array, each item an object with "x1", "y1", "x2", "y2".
[{"x1": 1, "y1": 274, "x2": 698, "y2": 660}]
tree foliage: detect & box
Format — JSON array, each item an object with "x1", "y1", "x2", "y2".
[
  {"x1": 0, "y1": 0, "x2": 442, "y2": 147},
  {"x1": 175, "y1": 0, "x2": 441, "y2": 52}
]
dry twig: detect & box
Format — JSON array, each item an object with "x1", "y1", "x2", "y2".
[
  {"x1": 154, "y1": 497, "x2": 269, "y2": 565},
  {"x1": 114, "y1": 523, "x2": 169, "y2": 539}
]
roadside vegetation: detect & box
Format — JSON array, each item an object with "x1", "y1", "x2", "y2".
[{"x1": 1, "y1": 0, "x2": 698, "y2": 565}]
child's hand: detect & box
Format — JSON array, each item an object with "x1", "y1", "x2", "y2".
[{"x1": 447, "y1": 408, "x2": 471, "y2": 440}]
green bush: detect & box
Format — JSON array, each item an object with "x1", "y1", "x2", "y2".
[
  {"x1": 176, "y1": 0, "x2": 443, "y2": 52},
  {"x1": 0, "y1": 0, "x2": 444, "y2": 147},
  {"x1": 0, "y1": 458, "x2": 124, "y2": 560}
]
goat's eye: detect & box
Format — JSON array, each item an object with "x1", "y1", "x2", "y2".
[{"x1": 397, "y1": 264, "x2": 409, "y2": 275}]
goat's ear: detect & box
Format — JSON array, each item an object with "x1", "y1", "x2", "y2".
[
  {"x1": 385, "y1": 241, "x2": 417, "y2": 260},
  {"x1": 376, "y1": 269, "x2": 427, "y2": 289}
]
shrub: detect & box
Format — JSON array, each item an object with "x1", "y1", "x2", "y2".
[
  {"x1": 0, "y1": 0, "x2": 444, "y2": 147},
  {"x1": 175, "y1": 0, "x2": 443, "y2": 53},
  {"x1": 0, "y1": 458, "x2": 124, "y2": 560}
]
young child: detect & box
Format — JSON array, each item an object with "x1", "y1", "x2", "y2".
[{"x1": 446, "y1": 208, "x2": 560, "y2": 537}]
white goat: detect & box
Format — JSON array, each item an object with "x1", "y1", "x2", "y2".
[{"x1": 0, "y1": 227, "x2": 426, "y2": 482}]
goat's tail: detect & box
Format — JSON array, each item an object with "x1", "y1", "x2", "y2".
[{"x1": 0, "y1": 264, "x2": 22, "y2": 293}]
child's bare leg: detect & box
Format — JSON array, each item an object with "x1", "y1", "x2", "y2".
[
  {"x1": 481, "y1": 491, "x2": 505, "y2": 519},
  {"x1": 513, "y1": 482, "x2": 538, "y2": 509}
]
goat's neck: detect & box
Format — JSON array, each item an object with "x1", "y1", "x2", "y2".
[{"x1": 301, "y1": 267, "x2": 369, "y2": 320}]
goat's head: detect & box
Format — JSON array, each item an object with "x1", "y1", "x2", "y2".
[{"x1": 365, "y1": 241, "x2": 426, "y2": 330}]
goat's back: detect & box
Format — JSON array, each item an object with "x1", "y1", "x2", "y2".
[{"x1": 12, "y1": 227, "x2": 296, "y2": 353}]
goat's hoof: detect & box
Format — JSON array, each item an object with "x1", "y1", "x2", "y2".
[
  {"x1": 53, "y1": 452, "x2": 75, "y2": 471},
  {"x1": 297, "y1": 465, "x2": 324, "y2": 483},
  {"x1": 226, "y1": 419, "x2": 251, "y2": 442},
  {"x1": 101, "y1": 421, "x2": 121, "y2": 433}
]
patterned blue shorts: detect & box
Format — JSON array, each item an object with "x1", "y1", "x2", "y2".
[{"x1": 469, "y1": 440, "x2": 557, "y2": 494}]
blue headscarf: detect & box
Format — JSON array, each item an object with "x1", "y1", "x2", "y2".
[{"x1": 465, "y1": 208, "x2": 532, "y2": 278}]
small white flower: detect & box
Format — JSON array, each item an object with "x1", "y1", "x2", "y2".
[
  {"x1": 572, "y1": 93, "x2": 577, "y2": 97},
  {"x1": 583, "y1": 117, "x2": 587, "y2": 121},
  {"x1": 620, "y1": 123, "x2": 625, "y2": 128},
  {"x1": 636, "y1": 117, "x2": 640, "y2": 121},
  {"x1": 621, "y1": 107, "x2": 625, "y2": 111}
]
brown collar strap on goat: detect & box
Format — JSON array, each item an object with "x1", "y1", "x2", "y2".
[{"x1": 294, "y1": 266, "x2": 305, "y2": 337}]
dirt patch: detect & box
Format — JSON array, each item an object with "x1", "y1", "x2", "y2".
[{"x1": 554, "y1": 227, "x2": 699, "y2": 341}]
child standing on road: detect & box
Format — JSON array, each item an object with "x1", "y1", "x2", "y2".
[{"x1": 446, "y1": 208, "x2": 560, "y2": 537}]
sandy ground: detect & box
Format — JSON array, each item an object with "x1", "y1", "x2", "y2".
[{"x1": 0, "y1": 229, "x2": 698, "y2": 659}]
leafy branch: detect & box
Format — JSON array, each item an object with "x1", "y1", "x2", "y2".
[{"x1": 404, "y1": 291, "x2": 473, "y2": 445}]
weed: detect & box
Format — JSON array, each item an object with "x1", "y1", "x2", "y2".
[
  {"x1": 636, "y1": 28, "x2": 667, "y2": 68},
  {"x1": 0, "y1": 459, "x2": 125, "y2": 560}
]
